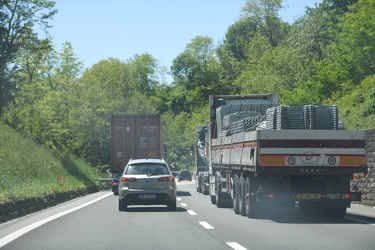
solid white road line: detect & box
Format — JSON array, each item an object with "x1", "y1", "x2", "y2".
[
  {"x1": 187, "y1": 210, "x2": 197, "y2": 215},
  {"x1": 226, "y1": 242, "x2": 248, "y2": 250},
  {"x1": 199, "y1": 221, "x2": 214, "y2": 229},
  {"x1": 0, "y1": 192, "x2": 113, "y2": 248}
]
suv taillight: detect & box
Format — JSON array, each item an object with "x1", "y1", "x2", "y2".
[
  {"x1": 121, "y1": 177, "x2": 137, "y2": 182},
  {"x1": 158, "y1": 176, "x2": 174, "y2": 182}
]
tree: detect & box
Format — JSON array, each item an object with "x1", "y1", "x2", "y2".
[
  {"x1": 171, "y1": 36, "x2": 230, "y2": 111},
  {"x1": 0, "y1": 0, "x2": 57, "y2": 113},
  {"x1": 127, "y1": 53, "x2": 160, "y2": 96},
  {"x1": 241, "y1": 0, "x2": 286, "y2": 47},
  {"x1": 311, "y1": 0, "x2": 375, "y2": 101},
  {"x1": 216, "y1": 17, "x2": 259, "y2": 85}
]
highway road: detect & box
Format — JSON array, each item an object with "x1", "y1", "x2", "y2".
[{"x1": 1, "y1": 181, "x2": 375, "y2": 250}]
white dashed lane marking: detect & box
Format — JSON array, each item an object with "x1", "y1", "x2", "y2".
[
  {"x1": 181, "y1": 200, "x2": 247, "y2": 250},
  {"x1": 226, "y1": 242, "x2": 248, "y2": 250},
  {"x1": 187, "y1": 210, "x2": 197, "y2": 215},
  {"x1": 199, "y1": 221, "x2": 214, "y2": 229}
]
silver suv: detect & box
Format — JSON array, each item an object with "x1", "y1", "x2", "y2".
[{"x1": 118, "y1": 159, "x2": 177, "y2": 211}]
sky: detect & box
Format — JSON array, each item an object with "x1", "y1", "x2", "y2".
[{"x1": 47, "y1": 0, "x2": 322, "y2": 81}]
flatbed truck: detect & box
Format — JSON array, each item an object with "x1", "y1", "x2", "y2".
[{"x1": 207, "y1": 94, "x2": 367, "y2": 218}]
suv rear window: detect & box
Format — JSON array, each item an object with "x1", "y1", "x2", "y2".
[{"x1": 125, "y1": 163, "x2": 169, "y2": 175}]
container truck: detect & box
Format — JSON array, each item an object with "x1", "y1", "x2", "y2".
[
  {"x1": 207, "y1": 94, "x2": 367, "y2": 218},
  {"x1": 111, "y1": 114, "x2": 163, "y2": 194}
]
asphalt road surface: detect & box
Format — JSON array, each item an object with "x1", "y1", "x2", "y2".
[{"x1": 1, "y1": 181, "x2": 375, "y2": 250}]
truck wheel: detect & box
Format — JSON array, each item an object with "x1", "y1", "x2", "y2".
[
  {"x1": 197, "y1": 172, "x2": 202, "y2": 193},
  {"x1": 245, "y1": 177, "x2": 258, "y2": 218},
  {"x1": 233, "y1": 175, "x2": 240, "y2": 214},
  {"x1": 215, "y1": 172, "x2": 223, "y2": 208},
  {"x1": 201, "y1": 174, "x2": 208, "y2": 195},
  {"x1": 211, "y1": 195, "x2": 216, "y2": 204},
  {"x1": 119, "y1": 201, "x2": 127, "y2": 211},
  {"x1": 239, "y1": 176, "x2": 247, "y2": 216}
]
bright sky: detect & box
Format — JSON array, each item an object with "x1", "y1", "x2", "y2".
[{"x1": 48, "y1": 0, "x2": 321, "y2": 80}]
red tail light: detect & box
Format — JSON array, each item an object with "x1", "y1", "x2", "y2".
[
  {"x1": 120, "y1": 177, "x2": 137, "y2": 182},
  {"x1": 268, "y1": 194, "x2": 275, "y2": 199},
  {"x1": 343, "y1": 194, "x2": 351, "y2": 199},
  {"x1": 158, "y1": 176, "x2": 174, "y2": 182}
]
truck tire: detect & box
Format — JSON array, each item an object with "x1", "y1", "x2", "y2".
[
  {"x1": 201, "y1": 174, "x2": 209, "y2": 195},
  {"x1": 215, "y1": 172, "x2": 224, "y2": 208},
  {"x1": 245, "y1": 176, "x2": 258, "y2": 218},
  {"x1": 233, "y1": 175, "x2": 240, "y2": 214},
  {"x1": 211, "y1": 195, "x2": 216, "y2": 204},
  {"x1": 239, "y1": 176, "x2": 247, "y2": 216},
  {"x1": 197, "y1": 172, "x2": 202, "y2": 193}
]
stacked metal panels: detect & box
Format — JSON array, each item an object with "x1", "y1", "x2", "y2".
[
  {"x1": 304, "y1": 105, "x2": 339, "y2": 130},
  {"x1": 229, "y1": 114, "x2": 267, "y2": 135},
  {"x1": 266, "y1": 104, "x2": 339, "y2": 130},
  {"x1": 275, "y1": 105, "x2": 305, "y2": 130},
  {"x1": 217, "y1": 103, "x2": 278, "y2": 136},
  {"x1": 218, "y1": 103, "x2": 340, "y2": 136},
  {"x1": 222, "y1": 111, "x2": 260, "y2": 129}
]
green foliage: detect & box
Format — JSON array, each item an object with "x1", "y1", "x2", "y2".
[
  {"x1": 0, "y1": 124, "x2": 99, "y2": 202},
  {"x1": 162, "y1": 111, "x2": 195, "y2": 169},
  {"x1": 0, "y1": 0, "x2": 57, "y2": 113}
]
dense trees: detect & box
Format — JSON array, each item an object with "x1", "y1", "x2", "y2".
[
  {"x1": 0, "y1": 0, "x2": 56, "y2": 113},
  {"x1": 1, "y1": 0, "x2": 374, "y2": 169}
]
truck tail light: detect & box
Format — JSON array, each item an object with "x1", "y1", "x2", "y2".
[
  {"x1": 121, "y1": 177, "x2": 137, "y2": 182},
  {"x1": 158, "y1": 176, "x2": 174, "y2": 182},
  {"x1": 342, "y1": 194, "x2": 351, "y2": 199}
]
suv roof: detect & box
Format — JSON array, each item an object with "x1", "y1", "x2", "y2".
[{"x1": 128, "y1": 158, "x2": 167, "y2": 164}]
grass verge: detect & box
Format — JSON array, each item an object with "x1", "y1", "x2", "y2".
[{"x1": 0, "y1": 124, "x2": 101, "y2": 203}]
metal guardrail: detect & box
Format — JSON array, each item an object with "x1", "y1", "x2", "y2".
[{"x1": 95, "y1": 178, "x2": 112, "y2": 189}]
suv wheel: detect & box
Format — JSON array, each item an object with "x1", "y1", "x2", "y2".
[
  {"x1": 168, "y1": 199, "x2": 177, "y2": 211},
  {"x1": 119, "y1": 201, "x2": 127, "y2": 211}
]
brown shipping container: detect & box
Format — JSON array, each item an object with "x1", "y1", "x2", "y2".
[{"x1": 111, "y1": 114, "x2": 163, "y2": 175}]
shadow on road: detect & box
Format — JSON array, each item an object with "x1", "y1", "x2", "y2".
[
  {"x1": 235, "y1": 207, "x2": 375, "y2": 225},
  {"x1": 177, "y1": 190, "x2": 192, "y2": 196},
  {"x1": 119, "y1": 206, "x2": 187, "y2": 213}
]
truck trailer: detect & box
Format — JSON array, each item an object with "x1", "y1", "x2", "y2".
[
  {"x1": 206, "y1": 94, "x2": 367, "y2": 218},
  {"x1": 111, "y1": 114, "x2": 163, "y2": 194}
]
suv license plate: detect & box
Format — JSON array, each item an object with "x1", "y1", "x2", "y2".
[{"x1": 139, "y1": 194, "x2": 156, "y2": 199}]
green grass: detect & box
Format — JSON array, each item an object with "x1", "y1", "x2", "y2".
[{"x1": 0, "y1": 124, "x2": 102, "y2": 203}]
